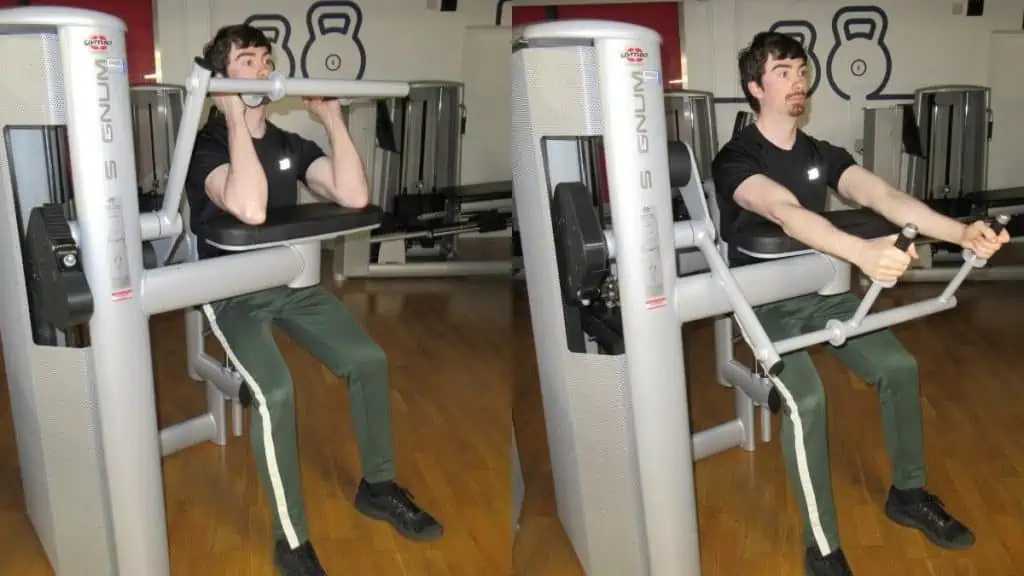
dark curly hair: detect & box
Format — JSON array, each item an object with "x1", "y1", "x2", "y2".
[
  {"x1": 737, "y1": 31, "x2": 807, "y2": 113},
  {"x1": 201, "y1": 24, "x2": 273, "y2": 76}
]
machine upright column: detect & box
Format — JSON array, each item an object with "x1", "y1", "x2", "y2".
[
  {"x1": 59, "y1": 22, "x2": 170, "y2": 574},
  {"x1": 595, "y1": 32, "x2": 702, "y2": 575}
]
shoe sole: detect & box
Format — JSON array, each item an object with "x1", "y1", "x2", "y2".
[
  {"x1": 884, "y1": 503, "x2": 975, "y2": 550},
  {"x1": 355, "y1": 496, "x2": 444, "y2": 542}
]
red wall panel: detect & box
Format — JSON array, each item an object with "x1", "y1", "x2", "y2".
[
  {"x1": 3, "y1": 0, "x2": 155, "y2": 84},
  {"x1": 511, "y1": 3, "x2": 682, "y2": 204},
  {"x1": 511, "y1": 3, "x2": 682, "y2": 86}
]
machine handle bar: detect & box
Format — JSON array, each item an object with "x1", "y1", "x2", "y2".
[
  {"x1": 192, "y1": 58, "x2": 410, "y2": 107},
  {"x1": 774, "y1": 216, "x2": 1012, "y2": 355},
  {"x1": 848, "y1": 222, "x2": 919, "y2": 327}
]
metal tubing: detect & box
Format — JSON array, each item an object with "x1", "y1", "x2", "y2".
[
  {"x1": 158, "y1": 413, "x2": 217, "y2": 456},
  {"x1": 695, "y1": 235, "x2": 782, "y2": 372},
  {"x1": 691, "y1": 419, "x2": 745, "y2": 461},
  {"x1": 362, "y1": 260, "x2": 513, "y2": 277},
  {"x1": 191, "y1": 352, "x2": 243, "y2": 399},
  {"x1": 140, "y1": 246, "x2": 304, "y2": 316},
  {"x1": 901, "y1": 265, "x2": 1024, "y2": 282},
  {"x1": 674, "y1": 252, "x2": 837, "y2": 323},
  {"x1": 774, "y1": 296, "x2": 957, "y2": 355},
  {"x1": 719, "y1": 359, "x2": 773, "y2": 406},
  {"x1": 848, "y1": 282, "x2": 883, "y2": 328},
  {"x1": 605, "y1": 220, "x2": 701, "y2": 260},
  {"x1": 56, "y1": 20, "x2": 171, "y2": 575},
  {"x1": 940, "y1": 254, "x2": 983, "y2": 301},
  {"x1": 206, "y1": 73, "x2": 410, "y2": 101},
  {"x1": 139, "y1": 65, "x2": 210, "y2": 242}
]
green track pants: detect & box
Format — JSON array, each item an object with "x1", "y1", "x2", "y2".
[
  {"x1": 755, "y1": 291, "x2": 926, "y2": 555},
  {"x1": 201, "y1": 285, "x2": 397, "y2": 548}
]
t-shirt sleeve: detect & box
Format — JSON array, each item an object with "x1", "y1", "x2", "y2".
[
  {"x1": 820, "y1": 140, "x2": 858, "y2": 190},
  {"x1": 288, "y1": 133, "x2": 328, "y2": 185},
  {"x1": 185, "y1": 128, "x2": 230, "y2": 204},
  {"x1": 711, "y1": 142, "x2": 765, "y2": 201}
]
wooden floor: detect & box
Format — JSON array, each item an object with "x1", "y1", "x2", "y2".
[
  {"x1": 513, "y1": 267, "x2": 1024, "y2": 575},
  {"x1": 0, "y1": 256, "x2": 513, "y2": 575}
]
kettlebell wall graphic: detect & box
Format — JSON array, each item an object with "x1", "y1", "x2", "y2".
[
  {"x1": 243, "y1": 14, "x2": 297, "y2": 77},
  {"x1": 241, "y1": 0, "x2": 367, "y2": 80},
  {"x1": 717, "y1": 4, "x2": 912, "y2": 104},
  {"x1": 825, "y1": 5, "x2": 894, "y2": 100},
  {"x1": 767, "y1": 20, "x2": 821, "y2": 96}
]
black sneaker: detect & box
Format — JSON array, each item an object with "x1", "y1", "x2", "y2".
[
  {"x1": 884, "y1": 486, "x2": 975, "y2": 549},
  {"x1": 354, "y1": 479, "x2": 444, "y2": 541},
  {"x1": 273, "y1": 540, "x2": 327, "y2": 576},
  {"x1": 805, "y1": 547, "x2": 854, "y2": 576}
]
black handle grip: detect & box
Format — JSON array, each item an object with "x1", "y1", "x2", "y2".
[
  {"x1": 991, "y1": 214, "x2": 1011, "y2": 236},
  {"x1": 894, "y1": 223, "x2": 919, "y2": 252}
]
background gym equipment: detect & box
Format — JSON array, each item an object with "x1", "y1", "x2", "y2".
[
  {"x1": 511, "y1": 19, "x2": 1007, "y2": 576},
  {"x1": 130, "y1": 83, "x2": 191, "y2": 269},
  {"x1": 0, "y1": 6, "x2": 409, "y2": 575},
  {"x1": 665, "y1": 89, "x2": 719, "y2": 276},
  {"x1": 863, "y1": 85, "x2": 1024, "y2": 282},
  {"x1": 334, "y1": 80, "x2": 517, "y2": 280}
]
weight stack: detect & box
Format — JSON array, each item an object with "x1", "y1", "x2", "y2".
[{"x1": 372, "y1": 81, "x2": 466, "y2": 211}]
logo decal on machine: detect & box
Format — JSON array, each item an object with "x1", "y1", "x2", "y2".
[
  {"x1": 621, "y1": 47, "x2": 648, "y2": 65},
  {"x1": 85, "y1": 34, "x2": 112, "y2": 53}
]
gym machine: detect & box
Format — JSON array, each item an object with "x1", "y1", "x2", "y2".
[
  {"x1": 863, "y1": 85, "x2": 1024, "y2": 282},
  {"x1": 512, "y1": 20, "x2": 1008, "y2": 576},
  {"x1": 665, "y1": 89, "x2": 718, "y2": 276},
  {"x1": 665, "y1": 90, "x2": 718, "y2": 180},
  {"x1": 0, "y1": 6, "x2": 408, "y2": 575},
  {"x1": 130, "y1": 83, "x2": 191, "y2": 269},
  {"x1": 334, "y1": 80, "x2": 517, "y2": 280}
]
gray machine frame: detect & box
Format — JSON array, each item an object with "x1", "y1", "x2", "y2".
[
  {"x1": 334, "y1": 80, "x2": 516, "y2": 280},
  {"x1": 512, "y1": 20, "x2": 1001, "y2": 576},
  {"x1": 0, "y1": 6, "x2": 409, "y2": 575},
  {"x1": 863, "y1": 85, "x2": 1024, "y2": 282}
]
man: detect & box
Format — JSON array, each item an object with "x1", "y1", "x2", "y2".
[
  {"x1": 711, "y1": 32, "x2": 1008, "y2": 575},
  {"x1": 184, "y1": 25, "x2": 443, "y2": 575}
]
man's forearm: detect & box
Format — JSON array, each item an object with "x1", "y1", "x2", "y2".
[
  {"x1": 324, "y1": 115, "x2": 370, "y2": 207},
  {"x1": 223, "y1": 109, "x2": 268, "y2": 221},
  {"x1": 774, "y1": 203, "x2": 869, "y2": 265},
  {"x1": 871, "y1": 188, "x2": 966, "y2": 245}
]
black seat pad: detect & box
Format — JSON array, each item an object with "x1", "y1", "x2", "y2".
[
  {"x1": 736, "y1": 207, "x2": 901, "y2": 255},
  {"x1": 968, "y1": 187, "x2": 1024, "y2": 209},
  {"x1": 436, "y1": 180, "x2": 514, "y2": 204},
  {"x1": 205, "y1": 203, "x2": 383, "y2": 248}
]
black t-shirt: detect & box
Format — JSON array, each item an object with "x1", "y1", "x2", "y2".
[
  {"x1": 185, "y1": 111, "x2": 327, "y2": 259},
  {"x1": 711, "y1": 124, "x2": 857, "y2": 265}
]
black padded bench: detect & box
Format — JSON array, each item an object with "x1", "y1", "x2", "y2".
[
  {"x1": 204, "y1": 203, "x2": 383, "y2": 250},
  {"x1": 735, "y1": 208, "x2": 901, "y2": 256},
  {"x1": 437, "y1": 180, "x2": 514, "y2": 204}
]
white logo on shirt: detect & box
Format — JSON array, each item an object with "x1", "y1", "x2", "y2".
[
  {"x1": 278, "y1": 157, "x2": 292, "y2": 171},
  {"x1": 807, "y1": 166, "x2": 820, "y2": 181}
]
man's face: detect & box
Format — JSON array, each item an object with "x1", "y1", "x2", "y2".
[
  {"x1": 751, "y1": 55, "x2": 808, "y2": 118},
  {"x1": 224, "y1": 43, "x2": 273, "y2": 80}
]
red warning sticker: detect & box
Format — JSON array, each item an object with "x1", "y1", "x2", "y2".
[
  {"x1": 85, "y1": 34, "x2": 112, "y2": 53},
  {"x1": 645, "y1": 296, "x2": 667, "y2": 310},
  {"x1": 620, "y1": 47, "x2": 648, "y2": 65},
  {"x1": 112, "y1": 288, "x2": 132, "y2": 301}
]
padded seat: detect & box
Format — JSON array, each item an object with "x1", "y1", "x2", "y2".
[
  {"x1": 736, "y1": 208, "x2": 901, "y2": 256},
  {"x1": 204, "y1": 203, "x2": 383, "y2": 250},
  {"x1": 968, "y1": 187, "x2": 1024, "y2": 209},
  {"x1": 437, "y1": 180, "x2": 514, "y2": 204}
]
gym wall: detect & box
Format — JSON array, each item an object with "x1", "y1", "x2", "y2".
[
  {"x1": 0, "y1": 0, "x2": 155, "y2": 84},
  {"x1": 146, "y1": 0, "x2": 1024, "y2": 194},
  {"x1": 154, "y1": 0, "x2": 501, "y2": 194},
  {"x1": 683, "y1": 0, "x2": 1024, "y2": 184}
]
